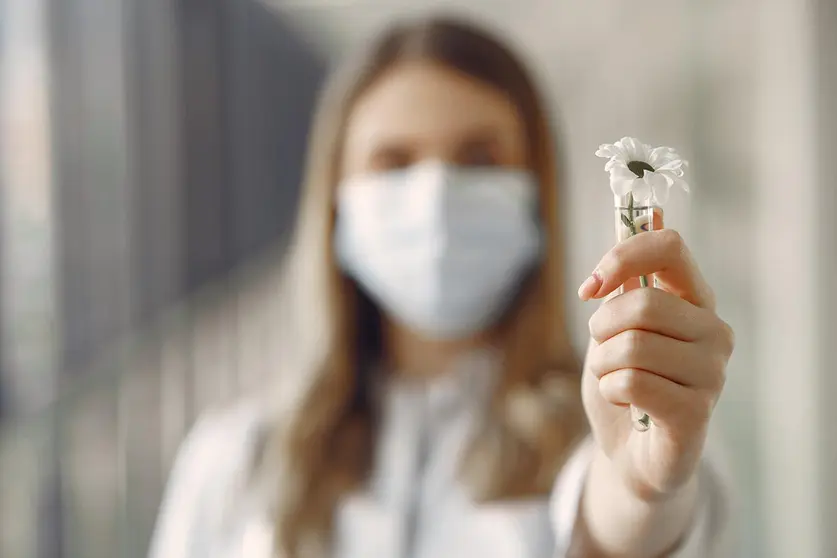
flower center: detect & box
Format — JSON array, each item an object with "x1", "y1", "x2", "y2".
[{"x1": 627, "y1": 160, "x2": 654, "y2": 178}]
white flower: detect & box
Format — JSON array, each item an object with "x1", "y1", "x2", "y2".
[{"x1": 595, "y1": 136, "x2": 689, "y2": 205}]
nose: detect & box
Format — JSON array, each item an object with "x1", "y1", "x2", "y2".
[{"x1": 409, "y1": 160, "x2": 451, "y2": 259}]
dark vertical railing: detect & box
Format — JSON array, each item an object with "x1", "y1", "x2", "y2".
[{"x1": 0, "y1": 1, "x2": 324, "y2": 556}]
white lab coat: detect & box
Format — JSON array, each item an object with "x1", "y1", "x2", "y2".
[{"x1": 148, "y1": 351, "x2": 734, "y2": 558}]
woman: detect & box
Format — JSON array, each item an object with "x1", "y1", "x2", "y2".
[{"x1": 149, "y1": 15, "x2": 735, "y2": 558}]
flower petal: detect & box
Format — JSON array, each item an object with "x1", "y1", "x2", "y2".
[
  {"x1": 596, "y1": 144, "x2": 621, "y2": 158},
  {"x1": 609, "y1": 165, "x2": 636, "y2": 181},
  {"x1": 647, "y1": 172, "x2": 669, "y2": 204},
  {"x1": 648, "y1": 146, "x2": 673, "y2": 166},
  {"x1": 621, "y1": 137, "x2": 643, "y2": 162},
  {"x1": 632, "y1": 177, "x2": 652, "y2": 202},
  {"x1": 610, "y1": 176, "x2": 634, "y2": 197},
  {"x1": 605, "y1": 158, "x2": 630, "y2": 172},
  {"x1": 655, "y1": 159, "x2": 685, "y2": 172},
  {"x1": 655, "y1": 159, "x2": 686, "y2": 178},
  {"x1": 657, "y1": 170, "x2": 677, "y2": 187},
  {"x1": 598, "y1": 138, "x2": 691, "y2": 199}
]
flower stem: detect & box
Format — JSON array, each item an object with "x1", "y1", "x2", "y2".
[
  {"x1": 623, "y1": 193, "x2": 651, "y2": 288},
  {"x1": 623, "y1": 192, "x2": 653, "y2": 432}
]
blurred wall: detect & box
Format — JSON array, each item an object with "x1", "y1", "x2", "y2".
[
  {"x1": 751, "y1": 2, "x2": 823, "y2": 557},
  {"x1": 816, "y1": 1, "x2": 837, "y2": 555}
]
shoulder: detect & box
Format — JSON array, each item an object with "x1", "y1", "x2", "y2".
[
  {"x1": 176, "y1": 398, "x2": 269, "y2": 483},
  {"x1": 198, "y1": 398, "x2": 268, "y2": 445},
  {"x1": 148, "y1": 398, "x2": 272, "y2": 558}
]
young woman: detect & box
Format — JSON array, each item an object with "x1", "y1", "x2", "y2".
[{"x1": 149, "y1": 16, "x2": 734, "y2": 558}]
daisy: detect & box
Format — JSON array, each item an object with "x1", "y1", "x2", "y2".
[
  {"x1": 595, "y1": 137, "x2": 691, "y2": 434},
  {"x1": 595, "y1": 136, "x2": 689, "y2": 205}
]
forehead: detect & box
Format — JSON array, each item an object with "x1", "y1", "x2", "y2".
[{"x1": 343, "y1": 61, "x2": 524, "y2": 152}]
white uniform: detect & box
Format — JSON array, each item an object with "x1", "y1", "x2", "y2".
[{"x1": 148, "y1": 352, "x2": 734, "y2": 558}]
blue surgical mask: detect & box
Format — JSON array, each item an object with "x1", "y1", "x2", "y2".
[{"x1": 334, "y1": 161, "x2": 543, "y2": 340}]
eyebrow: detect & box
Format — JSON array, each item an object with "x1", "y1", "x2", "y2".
[
  {"x1": 458, "y1": 125, "x2": 506, "y2": 143},
  {"x1": 366, "y1": 121, "x2": 506, "y2": 143}
]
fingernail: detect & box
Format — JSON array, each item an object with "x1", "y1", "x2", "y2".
[{"x1": 578, "y1": 270, "x2": 603, "y2": 300}]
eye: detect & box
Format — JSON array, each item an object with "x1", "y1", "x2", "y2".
[
  {"x1": 456, "y1": 138, "x2": 501, "y2": 167},
  {"x1": 369, "y1": 146, "x2": 415, "y2": 171}
]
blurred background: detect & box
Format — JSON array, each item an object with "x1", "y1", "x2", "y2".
[{"x1": 0, "y1": 0, "x2": 835, "y2": 556}]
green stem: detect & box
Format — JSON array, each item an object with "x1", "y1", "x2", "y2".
[
  {"x1": 623, "y1": 192, "x2": 653, "y2": 431},
  {"x1": 623, "y1": 193, "x2": 650, "y2": 288}
]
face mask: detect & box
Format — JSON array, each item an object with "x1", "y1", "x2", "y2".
[{"x1": 334, "y1": 161, "x2": 543, "y2": 340}]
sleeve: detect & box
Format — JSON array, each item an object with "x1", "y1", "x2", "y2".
[
  {"x1": 147, "y1": 404, "x2": 263, "y2": 558},
  {"x1": 549, "y1": 436, "x2": 736, "y2": 557}
]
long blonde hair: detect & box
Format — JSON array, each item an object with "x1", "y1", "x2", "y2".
[{"x1": 263, "y1": 15, "x2": 586, "y2": 556}]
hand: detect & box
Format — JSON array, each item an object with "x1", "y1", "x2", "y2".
[{"x1": 578, "y1": 226, "x2": 734, "y2": 501}]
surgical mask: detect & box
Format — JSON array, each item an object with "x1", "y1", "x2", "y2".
[{"x1": 334, "y1": 161, "x2": 543, "y2": 340}]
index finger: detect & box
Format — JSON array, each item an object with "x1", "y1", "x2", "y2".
[{"x1": 584, "y1": 229, "x2": 715, "y2": 310}]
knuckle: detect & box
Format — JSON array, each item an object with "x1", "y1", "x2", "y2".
[
  {"x1": 620, "y1": 328, "x2": 645, "y2": 358},
  {"x1": 606, "y1": 244, "x2": 627, "y2": 271},
  {"x1": 718, "y1": 318, "x2": 736, "y2": 356},
  {"x1": 704, "y1": 370, "x2": 724, "y2": 396},
  {"x1": 618, "y1": 368, "x2": 645, "y2": 398},
  {"x1": 588, "y1": 310, "x2": 602, "y2": 341},
  {"x1": 711, "y1": 353, "x2": 729, "y2": 391},
  {"x1": 630, "y1": 287, "x2": 657, "y2": 323},
  {"x1": 585, "y1": 345, "x2": 604, "y2": 378},
  {"x1": 589, "y1": 296, "x2": 621, "y2": 342},
  {"x1": 659, "y1": 228, "x2": 685, "y2": 258},
  {"x1": 692, "y1": 391, "x2": 717, "y2": 422},
  {"x1": 704, "y1": 285, "x2": 718, "y2": 312},
  {"x1": 696, "y1": 348, "x2": 728, "y2": 392}
]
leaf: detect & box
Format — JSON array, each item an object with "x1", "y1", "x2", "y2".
[{"x1": 620, "y1": 213, "x2": 633, "y2": 230}]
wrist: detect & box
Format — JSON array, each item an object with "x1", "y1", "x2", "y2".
[
  {"x1": 583, "y1": 449, "x2": 701, "y2": 557},
  {"x1": 592, "y1": 447, "x2": 699, "y2": 505}
]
